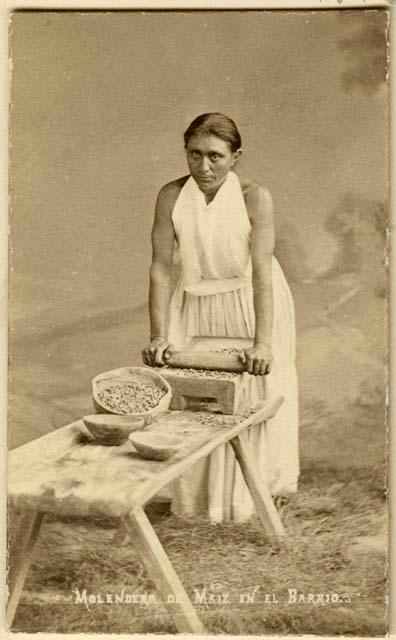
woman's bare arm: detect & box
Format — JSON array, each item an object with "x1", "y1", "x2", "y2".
[
  {"x1": 241, "y1": 182, "x2": 275, "y2": 375},
  {"x1": 142, "y1": 182, "x2": 179, "y2": 366}
]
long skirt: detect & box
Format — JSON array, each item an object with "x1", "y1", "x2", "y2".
[{"x1": 166, "y1": 257, "x2": 299, "y2": 523}]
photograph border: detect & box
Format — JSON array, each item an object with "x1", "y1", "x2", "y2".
[{"x1": 1, "y1": 2, "x2": 392, "y2": 639}]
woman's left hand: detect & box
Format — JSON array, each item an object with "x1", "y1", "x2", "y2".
[{"x1": 239, "y1": 344, "x2": 273, "y2": 376}]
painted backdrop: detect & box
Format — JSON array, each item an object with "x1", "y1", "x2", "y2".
[{"x1": 9, "y1": 11, "x2": 388, "y2": 480}]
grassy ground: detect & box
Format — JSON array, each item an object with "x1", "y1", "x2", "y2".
[{"x1": 9, "y1": 461, "x2": 387, "y2": 636}]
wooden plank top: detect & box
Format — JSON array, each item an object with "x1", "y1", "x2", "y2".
[{"x1": 8, "y1": 397, "x2": 283, "y2": 519}]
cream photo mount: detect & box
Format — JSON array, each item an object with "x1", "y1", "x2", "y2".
[{"x1": 2, "y1": 4, "x2": 391, "y2": 640}]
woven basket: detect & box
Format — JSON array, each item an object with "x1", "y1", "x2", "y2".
[{"x1": 92, "y1": 366, "x2": 172, "y2": 425}]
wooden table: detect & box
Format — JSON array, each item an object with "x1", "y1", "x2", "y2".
[{"x1": 7, "y1": 397, "x2": 284, "y2": 633}]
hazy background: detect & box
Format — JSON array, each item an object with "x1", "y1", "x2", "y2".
[{"x1": 9, "y1": 10, "x2": 388, "y2": 473}]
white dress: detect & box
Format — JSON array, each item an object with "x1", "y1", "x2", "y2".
[{"x1": 166, "y1": 171, "x2": 299, "y2": 523}]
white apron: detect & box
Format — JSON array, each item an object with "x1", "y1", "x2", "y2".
[{"x1": 166, "y1": 171, "x2": 299, "y2": 523}]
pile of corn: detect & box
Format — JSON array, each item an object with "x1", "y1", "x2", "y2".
[
  {"x1": 97, "y1": 382, "x2": 166, "y2": 414},
  {"x1": 209, "y1": 347, "x2": 241, "y2": 354},
  {"x1": 165, "y1": 367, "x2": 238, "y2": 380},
  {"x1": 190, "y1": 409, "x2": 254, "y2": 427}
]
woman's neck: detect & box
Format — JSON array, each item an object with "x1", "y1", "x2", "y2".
[{"x1": 199, "y1": 174, "x2": 229, "y2": 205}]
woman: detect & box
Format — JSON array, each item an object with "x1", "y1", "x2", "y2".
[{"x1": 142, "y1": 113, "x2": 299, "y2": 523}]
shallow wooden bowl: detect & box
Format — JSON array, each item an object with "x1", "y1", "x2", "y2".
[
  {"x1": 83, "y1": 414, "x2": 146, "y2": 446},
  {"x1": 92, "y1": 367, "x2": 172, "y2": 424},
  {"x1": 128, "y1": 432, "x2": 182, "y2": 461}
]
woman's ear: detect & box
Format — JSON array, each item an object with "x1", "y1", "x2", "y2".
[{"x1": 232, "y1": 148, "x2": 242, "y2": 167}]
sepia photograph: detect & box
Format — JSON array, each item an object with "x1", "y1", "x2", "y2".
[{"x1": 6, "y1": 7, "x2": 389, "y2": 636}]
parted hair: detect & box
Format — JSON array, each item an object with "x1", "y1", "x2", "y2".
[{"x1": 183, "y1": 113, "x2": 242, "y2": 152}]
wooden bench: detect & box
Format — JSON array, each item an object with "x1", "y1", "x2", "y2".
[{"x1": 7, "y1": 397, "x2": 284, "y2": 633}]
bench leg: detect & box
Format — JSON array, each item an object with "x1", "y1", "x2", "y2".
[
  {"x1": 121, "y1": 506, "x2": 205, "y2": 634},
  {"x1": 112, "y1": 520, "x2": 129, "y2": 547},
  {"x1": 6, "y1": 510, "x2": 45, "y2": 628},
  {"x1": 230, "y1": 435, "x2": 285, "y2": 539}
]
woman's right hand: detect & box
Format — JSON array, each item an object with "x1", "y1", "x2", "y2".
[{"x1": 142, "y1": 337, "x2": 174, "y2": 367}]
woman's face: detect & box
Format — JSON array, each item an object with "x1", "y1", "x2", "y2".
[{"x1": 185, "y1": 134, "x2": 241, "y2": 194}]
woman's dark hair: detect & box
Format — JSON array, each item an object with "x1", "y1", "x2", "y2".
[{"x1": 184, "y1": 113, "x2": 242, "y2": 152}]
